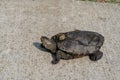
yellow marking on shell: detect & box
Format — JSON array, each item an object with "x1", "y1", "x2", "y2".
[{"x1": 59, "y1": 34, "x2": 66, "y2": 40}]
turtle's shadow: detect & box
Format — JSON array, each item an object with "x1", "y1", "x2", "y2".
[
  {"x1": 33, "y1": 42, "x2": 56, "y2": 62},
  {"x1": 33, "y1": 42, "x2": 50, "y2": 53}
]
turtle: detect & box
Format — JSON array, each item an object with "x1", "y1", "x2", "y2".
[{"x1": 40, "y1": 30, "x2": 104, "y2": 64}]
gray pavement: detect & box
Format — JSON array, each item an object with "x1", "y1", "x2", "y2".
[{"x1": 0, "y1": 0, "x2": 120, "y2": 80}]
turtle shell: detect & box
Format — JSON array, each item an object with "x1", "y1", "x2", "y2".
[{"x1": 52, "y1": 30, "x2": 104, "y2": 54}]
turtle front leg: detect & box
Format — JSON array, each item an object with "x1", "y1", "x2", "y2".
[
  {"x1": 89, "y1": 51, "x2": 103, "y2": 61},
  {"x1": 51, "y1": 50, "x2": 74, "y2": 64},
  {"x1": 51, "y1": 50, "x2": 63, "y2": 64}
]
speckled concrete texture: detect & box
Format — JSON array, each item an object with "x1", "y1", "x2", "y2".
[{"x1": 0, "y1": 0, "x2": 120, "y2": 80}]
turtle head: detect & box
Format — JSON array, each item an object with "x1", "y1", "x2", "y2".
[{"x1": 41, "y1": 36, "x2": 56, "y2": 53}]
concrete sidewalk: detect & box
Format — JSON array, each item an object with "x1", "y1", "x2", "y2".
[{"x1": 0, "y1": 0, "x2": 120, "y2": 80}]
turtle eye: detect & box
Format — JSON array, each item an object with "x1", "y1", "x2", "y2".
[{"x1": 51, "y1": 36, "x2": 56, "y2": 40}]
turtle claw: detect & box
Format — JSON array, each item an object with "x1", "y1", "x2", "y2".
[{"x1": 51, "y1": 60, "x2": 60, "y2": 64}]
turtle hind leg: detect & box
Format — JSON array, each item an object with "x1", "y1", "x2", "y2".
[{"x1": 89, "y1": 51, "x2": 103, "y2": 61}]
